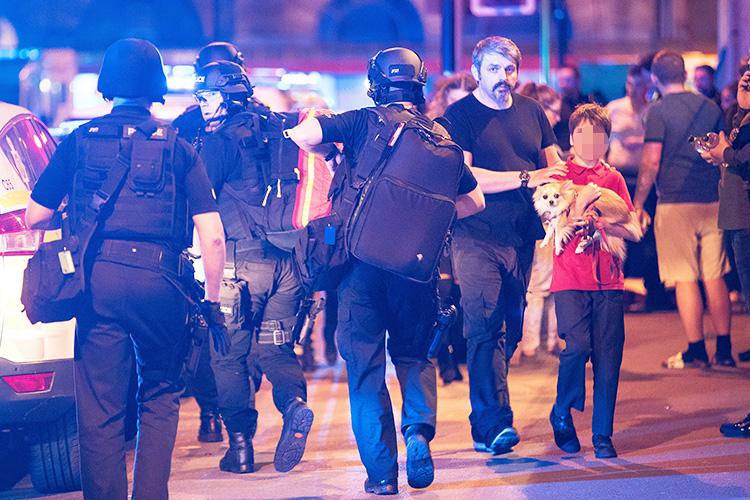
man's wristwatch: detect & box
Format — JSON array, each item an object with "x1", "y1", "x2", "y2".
[{"x1": 519, "y1": 170, "x2": 530, "y2": 188}]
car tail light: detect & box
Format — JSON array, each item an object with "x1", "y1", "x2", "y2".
[
  {"x1": 0, "y1": 209, "x2": 41, "y2": 256},
  {"x1": 2, "y1": 372, "x2": 54, "y2": 393}
]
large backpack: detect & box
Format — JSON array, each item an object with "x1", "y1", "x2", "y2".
[
  {"x1": 220, "y1": 108, "x2": 333, "y2": 251},
  {"x1": 294, "y1": 105, "x2": 464, "y2": 290}
]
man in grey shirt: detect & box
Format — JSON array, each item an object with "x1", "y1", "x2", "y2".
[{"x1": 634, "y1": 50, "x2": 733, "y2": 370}]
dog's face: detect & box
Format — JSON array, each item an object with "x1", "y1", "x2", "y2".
[{"x1": 533, "y1": 181, "x2": 576, "y2": 220}]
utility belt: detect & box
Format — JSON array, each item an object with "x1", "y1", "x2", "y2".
[
  {"x1": 96, "y1": 239, "x2": 189, "y2": 278},
  {"x1": 257, "y1": 319, "x2": 294, "y2": 345}
]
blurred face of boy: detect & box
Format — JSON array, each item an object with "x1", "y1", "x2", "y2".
[
  {"x1": 472, "y1": 52, "x2": 517, "y2": 109},
  {"x1": 571, "y1": 119, "x2": 609, "y2": 166}
]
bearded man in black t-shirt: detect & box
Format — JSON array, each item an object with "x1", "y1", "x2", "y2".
[{"x1": 443, "y1": 36, "x2": 567, "y2": 456}]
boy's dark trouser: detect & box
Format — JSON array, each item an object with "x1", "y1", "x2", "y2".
[
  {"x1": 553, "y1": 290, "x2": 625, "y2": 436},
  {"x1": 337, "y1": 260, "x2": 438, "y2": 482},
  {"x1": 211, "y1": 247, "x2": 306, "y2": 433},
  {"x1": 451, "y1": 237, "x2": 528, "y2": 443},
  {"x1": 76, "y1": 259, "x2": 187, "y2": 500}
]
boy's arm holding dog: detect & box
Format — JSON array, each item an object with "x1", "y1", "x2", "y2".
[{"x1": 574, "y1": 172, "x2": 642, "y2": 242}]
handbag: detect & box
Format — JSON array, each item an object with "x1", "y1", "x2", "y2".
[{"x1": 21, "y1": 122, "x2": 151, "y2": 324}]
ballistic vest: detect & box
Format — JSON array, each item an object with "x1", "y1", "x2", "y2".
[{"x1": 71, "y1": 117, "x2": 191, "y2": 249}]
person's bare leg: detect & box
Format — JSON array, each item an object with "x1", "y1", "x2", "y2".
[
  {"x1": 675, "y1": 281, "x2": 704, "y2": 343},
  {"x1": 703, "y1": 278, "x2": 731, "y2": 335}
]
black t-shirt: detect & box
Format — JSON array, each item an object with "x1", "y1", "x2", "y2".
[
  {"x1": 443, "y1": 92, "x2": 555, "y2": 246},
  {"x1": 31, "y1": 106, "x2": 217, "y2": 218},
  {"x1": 317, "y1": 105, "x2": 477, "y2": 195}
]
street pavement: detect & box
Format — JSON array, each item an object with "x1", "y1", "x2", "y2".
[{"x1": 6, "y1": 311, "x2": 750, "y2": 499}]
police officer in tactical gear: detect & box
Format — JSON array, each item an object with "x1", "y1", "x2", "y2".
[
  {"x1": 172, "y1": 41, "x2": 247, "y2": 446},
  {"x1": 286, "y1": 47, "x2": 485, "y2": 495},
  {"x1": 194, "y1": 60, "x2": 314, "y2": 475},
  {"x1": 173, "y1": 41, "x2": 246, "y2": 146},
  {"x1": 26, "y1": 38, "x2": 228, "y2": 499}
]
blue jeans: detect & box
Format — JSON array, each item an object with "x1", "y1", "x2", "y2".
[{"x1": 729, "y1": 229, "x2": 750, "y2": 312}]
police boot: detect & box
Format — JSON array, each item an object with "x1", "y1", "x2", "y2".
[
  {"x1": 198, "y1": 410, "x2": 223, "y2": 443},
  {"x1": 219, "y1": 431, "x2": 254, "y2": 473}
]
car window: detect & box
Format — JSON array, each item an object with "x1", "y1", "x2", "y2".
[{"x1": 0, "y1": 117, "x2": 56, "y2": 190}]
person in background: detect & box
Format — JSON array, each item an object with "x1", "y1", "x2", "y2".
[
  {"x1": 694, "y1": 64, "x2": 722, "y2": 107},
  {"x1": 514, "y1": 82, "x2": 563, "y2": 363},
  {"x1": 426, "y1": 71, "x2": 478, "y2": 384},
  {"x1": 702, "y1": 66, "x2": 750, "y2": 437},
  {"x1": 634, "y1": 50, "x2": 733, "y2": 369},
  {"x1": 554, "y1": 65, "x2": 588, "y2": 153},
  {"x1": 427, "y1": 72, "x2": 477, "y2": 119}
]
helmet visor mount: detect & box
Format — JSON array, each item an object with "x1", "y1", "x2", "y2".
[{"x1": 195, "y1": 90, "x2": 227, "y2": 122}]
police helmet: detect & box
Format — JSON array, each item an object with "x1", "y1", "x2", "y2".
[
  {"x1": 195, "y1": 42, "x2": 245, "y2": 70},
  {"x1": 97, "y1": 38, "x2": 168, "y2": 103},
  {"x1": 367, "y1": 47, "x2": 427, "y2": 105},
  {"x1": 195, "y1": 61, "x2": 253, "y2": 97}
]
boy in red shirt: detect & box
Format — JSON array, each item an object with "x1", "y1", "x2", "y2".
[{"x1": 548, "y1": 104, "x2": 642, "y2": 458}]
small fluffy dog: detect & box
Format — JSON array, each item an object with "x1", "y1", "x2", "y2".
[{"x1": 533, "y1": 180, "x2": 642, "y2": 261}]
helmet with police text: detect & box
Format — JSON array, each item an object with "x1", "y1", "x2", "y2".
[
  {"x1": 194, "y1": 61, "x2": 253, "y2": 121},
  {"x1": 195, "y1": 41, "x2": 245, "y2": 70},
  {"x1": 97, "y1": 38, "x2": 168, "y2": 103},
  {"x1": 367, "y1": 47, "x2": 427, "y2": 105}
]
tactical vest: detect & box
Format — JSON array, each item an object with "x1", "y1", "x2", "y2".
[
  {"x1": 71, "y1": 118, "x2": 191, "y2": 249},
  {"x1": 214, "y1": 110, "x2": 304, "y2": 246}
]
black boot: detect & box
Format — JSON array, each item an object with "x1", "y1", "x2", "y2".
[
  {"x1": 219, "y1": 431, "x2": 254, "y2": 474},
  {"x1": 198, "y1": 410, "x2": 223, "y2": 443}
]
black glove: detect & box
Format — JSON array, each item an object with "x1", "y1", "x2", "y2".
[{"x1": 200, "y1": 300, "x2": 231, "y2": 356}]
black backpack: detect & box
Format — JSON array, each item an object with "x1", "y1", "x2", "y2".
[{"x1": 294, "y1": 105, "x2": 464, "y2": 290}]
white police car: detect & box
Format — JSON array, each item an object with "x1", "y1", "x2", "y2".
[{"x1": 0, "y1": 102, "x2": 80, "y2": 494}]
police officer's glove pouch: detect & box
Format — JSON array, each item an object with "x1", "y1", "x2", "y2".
[{"x1": 201, "y1": 300, "x2": 231, "y2": 355}]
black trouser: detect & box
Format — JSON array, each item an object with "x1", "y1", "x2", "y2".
[
  {"x1": 451, "y1": 237, "x2": 529, "y2": 444},
  {"x1": 324, "y1": 289, "x2": 338, "y2": 353},
  {"x1": 75, "y1": 254, "x2": 188, "y2": 500},
  {"x1": 337, "y1": 260, "x2": 438, "y2": 482},
  {"x1": 184, "y1": 335, "x2": 218, "y2": 413},
  {"x1": 553, "y1": 290, "x2": 625, "y2": 437},
  {"x1": 211, "y1": 245, "x2": 306, "y2": 434}
]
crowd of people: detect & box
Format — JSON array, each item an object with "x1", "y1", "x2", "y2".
[{"x1": 22, "y1": 33, "x2": 750, "y2": 499}]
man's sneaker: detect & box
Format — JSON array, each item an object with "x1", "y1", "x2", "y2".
[
  {"x1": 198, "y1": 410, "x2": 223, "y2": 443},
  {"x1": 549, "y1": 409, "x2": 581, "y2": 453},
  {"x1": 720, "y1": 413, "x2": 750, "y2": 438},
  {"x1": 592, "y1": 434, "x2": 618, "y2": 458},
  {"x1": 405, "y1": 433, "x2": 434, "y2": 489},
  {"x1": 712, "y1": 353, "x2": 737, "y2": 367},
  {"x1": 472, "y1": 440, "x2": 492, "y2": 453},
  {"x1": 738, "y1": 348, "x2": 750, "y2": 362},
  {"x1": 488, "y1": 426, "x2": 520, "y2": 455},
  {"x1": 662, "y1": 351, "x2": 710, "y2": 369},
  {"x1": 274, "y1": 398, "x2": 314, "y2": 472},
  {"x1": 364, "y1": 478, "x2": 398, "y2": 495}
]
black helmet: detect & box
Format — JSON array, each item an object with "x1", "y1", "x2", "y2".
[
  {"x1": 194, "y1": 61, "x2": 253, "y2": 97},
  {"x1": 97, "y1": 38, "x2": 168, "y2": 103},
  {"x1": 367, "y1": 47, "x2": 427, "y2": 105},
  {"x1": 195, "y1": 42, "x2": 245, "y2": 70}
]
